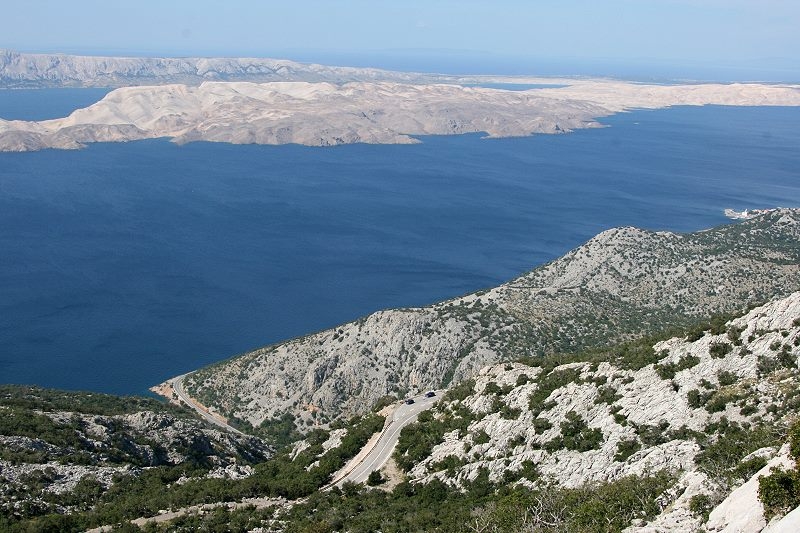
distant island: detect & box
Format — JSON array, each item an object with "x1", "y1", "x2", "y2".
[{"x1": 1, "y1": 52, "x2": 799, "y2": 152}]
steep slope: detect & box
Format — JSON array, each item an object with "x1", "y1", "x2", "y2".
[
  {"x1": 171, "y1": 210, "x2": 800, "y2": 427},
  {"x1": 392, "y1": 291, "x2": 800, "y2": 532}
]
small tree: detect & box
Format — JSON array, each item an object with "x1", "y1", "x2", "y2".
[{"x1": 367, "y1": 470, "x2": 384, "y2": 486}]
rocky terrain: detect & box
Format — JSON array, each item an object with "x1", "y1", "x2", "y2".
[
  {"x1": 0, "y1": 80, "x2": 607, "y2": 151},
  {"x1": 1, "y1": 76, "x2": 799, "y2": 152},
  {"x1": 392, "y1": 290, "x2": 800, "y2": 532},
  {"x1": 5, "y1": 226, "x2": 800, "y2": 531},
  {"x1": 0, "y1": 386, "x2": 271, "y2": 521},
  {"x1": 174, "y1": 210, "x2": 800, "y2": 428},
  {"x1": 0, "y1": 49, "x2": 435, "y2": 88},
  {"x1": 6, "y1": 291, "x2": 800, "y2": 531}
]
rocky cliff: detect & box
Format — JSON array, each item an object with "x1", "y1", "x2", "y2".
[{"x1": 174, "y1": 210, "x2": 800, "y2": 428}]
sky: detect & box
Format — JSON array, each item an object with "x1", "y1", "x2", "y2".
[{"x1": 4, "y1": 0, "x2": 800, "y2": 80}]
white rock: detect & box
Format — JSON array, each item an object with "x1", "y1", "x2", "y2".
[{"x1": 706, "y1": 444, "x2": 795, "y2": 533}]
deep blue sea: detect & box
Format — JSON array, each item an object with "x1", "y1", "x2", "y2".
[{"x1": 1, "y1": 91, "x2": 799, "y2": 395}]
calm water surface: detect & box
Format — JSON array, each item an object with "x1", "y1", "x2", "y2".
[
  {"x1": 1, "y1": 91, "x2": 798, "y2": 394},
  {"x1": 0, "y1": 88, "x2": 111, "y2": 120}
]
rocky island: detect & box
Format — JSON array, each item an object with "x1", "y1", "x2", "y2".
[{"x1": 1, "y1": 75, "x2": 799, "y2": 152}]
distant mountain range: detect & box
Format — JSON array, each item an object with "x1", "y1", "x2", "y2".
[{"x1": 0, "y1": 49, "x2": 434, "y2": 88}]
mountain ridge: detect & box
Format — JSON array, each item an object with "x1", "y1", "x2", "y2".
[
  {"x1": 0, "y1": 49, "x2": 433, "y2": 88},
  {"x1": 166, "y1": 210, "x2": 800, "y2": 429}
]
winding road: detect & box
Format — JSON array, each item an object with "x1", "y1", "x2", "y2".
[
  {"x1": 166, "y1": 373, "x2": 440, "y2": 485},
  {"x1": 330, "y1": 391, "x2": 442, "y2": 487},
  {"x1": 90, "y1": 386, "x2": 442, "y2": 531},
  {"x1": 169, "y1": 374, "x2": 245, "y2": 435}
]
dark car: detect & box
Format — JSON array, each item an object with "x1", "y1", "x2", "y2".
[
  {"x1": 425, "y1": 391, "x2": 436, "y2": 398},
  {"x1": 405, "y1": 398, "x2": 415, "y2": 405}
]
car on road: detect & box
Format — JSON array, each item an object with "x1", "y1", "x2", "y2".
[
  {"x1": 405, "y1": 398, "x2": 415, "y2": 405},
  {"x1": 425, "y1": 391, "x2": 436, "y2": 398}
]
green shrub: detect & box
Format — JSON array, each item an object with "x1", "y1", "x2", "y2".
[
  {"x1": 366, "y1": 470, "x2": 384, "y2": 486},
  {"x1": 689, "y1": 493, "x2": 713, "y2": 521},
  {"x1": 499, "y1": 404, "x2": 522, "y2": 420},
  {"x1": 740, "y1": 404, "x2": 758, "y2": 416},
  {"x1": 595, "y1": 386, "x2": 622, "y2": 405},
  {"x1": 655, "y1": 355, "x2": 701, "y2": 380},
  {"x1": 473, "y1": 430, "x2": 491, "y2": 445},
  {"x1": 759, "y1": 469, "x2": 800, "y2": 520},
  {"x1": 483, "y1": 382, "x2": 502, "y2": 395},
  {"x1": 710, "y1": 342, "x2": 733, "y2": 359},
  {"x1": 614, "y1": 439, "x2": 641, "y2": 462},
  {"x1": 635, "y1": 421, "x2": 670, "y2": 446},
  {"x1": 533, "y1": 417, "x2": 553, "y2": 434},
  {"x1": 687, "y1": 389, "x2": 704, "y2": 408},
  {"x1": 789, "y1": 421, "x2": 800, "y2": 462},
  {"x1": 444, "y1": 379, "x2": 475, "y2": 402},
  {"x1": 696, "y1": 420, "x2": 780, "y2": 484},
  {"x1": 528, "y1": 367, "x2": 584, "y2": 414},
  {"x1": 546, "y1": 411, "x2": 604, "y2": 452},
  {"x1": 727, "y1": 326, "x2": 744, "y2": 345},
  {"x1": 705, "y1": 394, "x2": 731, "y2": 413}
]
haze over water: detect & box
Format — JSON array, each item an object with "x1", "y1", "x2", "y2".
[{"x1": 1, "y1": 91, "x2": 799, "y2": 395}]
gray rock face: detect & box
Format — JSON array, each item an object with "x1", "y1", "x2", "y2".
[{"x1": 175, "y1": 210, "x2": 800, "y2": 427}]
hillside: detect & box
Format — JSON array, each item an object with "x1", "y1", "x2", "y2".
[
  {"x1": 262, "y1": 291, "x2": 800, "y2": 533},
  {"x1": 4, "y1": 288, "x2": 800, "y2": 531},
  {"x1": 0, "y1": 387, "x2": 271, "y2": 524},
  {"x1": 171, "y1": 210, "x2": 800, "y2": 428},
  {"x1": 11, "y1": 289, "x2": 798, "y2": 532},
  {"x1": 392, "y1": 291, "x2": 800, "y2": 531}
]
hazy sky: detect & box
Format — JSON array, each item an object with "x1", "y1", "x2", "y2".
[{"x1": 4, "y1": 1, "x2": 800, "y2": 79}]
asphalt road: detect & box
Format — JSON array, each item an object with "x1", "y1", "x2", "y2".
[
  {"x1": 89, "y1": 388, "x2": 440, "y2": 531},
  {"x1": 333, "y1": 391, "x2": 441, "y2": 486},
  {"x1": 169, "y1": 374, "x2": 440, "y2": 485},
  {"x1": 170, "y1": 374, "x2": 245, "y2": 435}
]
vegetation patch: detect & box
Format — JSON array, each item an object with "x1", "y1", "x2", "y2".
[
  {"x1": 758, "y1": 421, "x2": 800, "y2": 520},
  {"x1": 545, "y1": 411, "x2": 604, "y2": 452},
  {"x1": 654, "y1": 354, "x2": 701, "y2": 380},
  {"x1": 614, "y1": 438, "x2": 641, "y2": 462}
]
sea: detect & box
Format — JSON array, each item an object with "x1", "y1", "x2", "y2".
[{"x1": 1, "y1": 88, "x2": 799, "y2": 395}]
